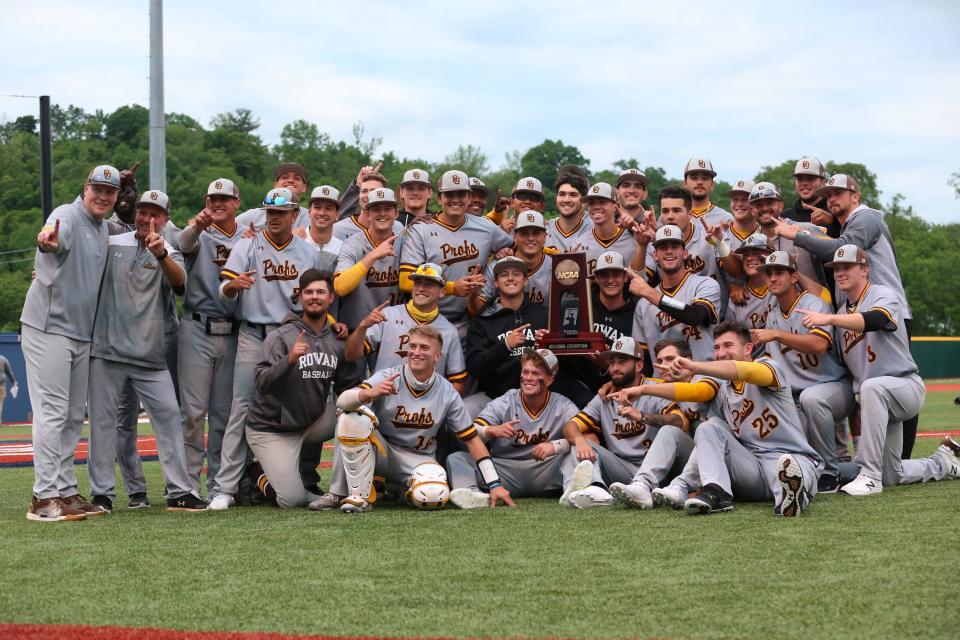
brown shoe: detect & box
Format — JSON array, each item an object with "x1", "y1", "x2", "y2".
[
  {"x1": 61, "y1": 494, "x2": 108, "y2": 516},
  {"x1": 26, "y1": 496, "x2": 87, "y2": 522}
]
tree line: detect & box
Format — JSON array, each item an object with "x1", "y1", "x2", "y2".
[{"x1": 0, "y1": 104, "x2": 957, "y2": 335}]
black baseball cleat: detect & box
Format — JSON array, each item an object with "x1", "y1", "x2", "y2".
[
  {"x1": 777, "y1": 454, "x2": 811, "y2": 517},
  {"x1": 816, "y1": 474, "x2": 840, "y2": 494},
  {"x1": 127, "y1": 492, "x2": 150, "y2": 509},
  {"x1": 166, "y1": 494, "x2": 209, "y2": 512},
  {"x1": 683, "y1": 484, "x2": 733, "y2": 515},
  {"x1": 90, "y1": 495, "x2": 113, "y2": 514}
]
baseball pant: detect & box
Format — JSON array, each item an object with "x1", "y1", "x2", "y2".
[
  {"x1": 115, "y1": 329, "x2": 180, "y2": 496},
  {"x1": 177, "y1": 315, "x2": 238, "y2": 495},
  {"x1": 693, "y1": 419, "x2": 819, "y2": 508},
  {"x1": 245, "y1": 416, "x2": 333, "y2": 508},
  {"x1": 21, "y1": 324, "x2": 90, "y2": 500},
  {"x1": 0, "y1": 384, "x2": 6, "y2": 424},
  {"x1": 298, "y1": 398, "x2": 337, "y2": 490},
  {"x1": 445, "y1": 448, "x2": 601, "y2": 497},
  {"x1": 329, "y1": 436, "x2": 434, "y2": 497},
  {"x1": 858, "y1": 374, "x2": 949, "y2": 486},
  {"x1": 797, "y1": 379, "x2": 855, "y2": 479},
  {"x1": 87, "y1": 358, "x2": 194, "y2": 500},
  {"x1": 587, "y1": 443, "x2": 643, "y2": 486},
  {"x1": 212, "y1": 325, "x2": 272, "y2": 497},
  {"x1": 633, "y1": 426, "x2": 695, "y2": 490}
]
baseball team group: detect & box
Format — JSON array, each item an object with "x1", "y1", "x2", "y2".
[{"x1": 20, "y1": 154, "x2": 960, "y2": 521}]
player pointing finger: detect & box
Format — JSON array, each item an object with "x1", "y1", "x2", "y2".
[{"x1": 287, "y1": 329, "x2": 309, "y2": 365}]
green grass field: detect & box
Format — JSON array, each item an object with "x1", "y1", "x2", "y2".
[{"x1": 1, "y1": 390, "x2": 958, "y2": 639}]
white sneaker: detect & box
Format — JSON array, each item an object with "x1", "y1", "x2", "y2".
[
  {"x1": 559, "y1": 460, "x2": 595, "y2": 506},
  {"x1": 776, "y1": 454, "x2": 810, "y2": 517},
  {"x1": 938, "y1": 436, "x2": 960, "y2": 478},
  {"x1": 840, "y1": 474, "x2": 882, "y2": 496},
  {"x1": 652, "y1": 484, "x2": 687, "y2": 509},
  {"x1": 450, "y1": 488, "x2": 490, "y2": 509},
  {"x1": 569, "y1": 485, "x2": 614, "y2": 509},
  {"x1": 610, "y1": 482, "x2": 653, "y2": 510},
  {"x1": 206, "y1": 494, "x2": 235, "y2": 511}
]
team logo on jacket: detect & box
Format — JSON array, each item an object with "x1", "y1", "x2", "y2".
[
  {"x1": 367, "y1": 265, "x2": 400, "y2": 288},
  {"x1": 612, "y1": 419, "x2": 646, "y2": 440},
  {"x1": 511, "y1": 427, "x2": 548, "y2": 447},
  {"x1": 441, "y1": 240, "x2": 480, "y2": 265},
  {"x1": 262, "y1": 259, "x2": 299, "y2": 282},
  {"x1": 213, "y1": 244, "x2": 232, "y2": 267}
]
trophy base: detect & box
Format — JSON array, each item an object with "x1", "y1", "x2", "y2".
[{"x1": 536, "y1": 332, "x2": 608, "y2": 356}]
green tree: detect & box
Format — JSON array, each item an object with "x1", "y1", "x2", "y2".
[{"x1": 519, "y1": 140, "x2": 589, "y2": 214}]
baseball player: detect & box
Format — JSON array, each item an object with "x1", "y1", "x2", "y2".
[
  {"x1": 303, "y1": 185, "x2": 344, "y2": 257},
  {"x1": 21, "y1": 165, "x2": 118, "y2": 521},
  {"x1": 614, "y1": 321, "x2": 823, "y2": 517},
  {"x1": 333, "y1": 188, "x2": 405, "y2": 330},
  {"x1": 608, "y1": 338, "x2": 711, "y2": 509},
  {"x1": 579, "y1": 182, "x2": 645, "y2": 277},
  {"x1": 795, "y1": 245, "x2": 960, "y2": 495},
  {"x1": 398, "y1": 168, "x2": 435, "y2": 226},
  {"x1": 333, "y1": 167, "x2": 390, "y2": 235},
  {"x1": 236, "y1": 163, "x2": 312, "y2": 231},
  {"x1": 772, "y1": 175, "x2": 917, "y2": 456},
  {"x1": 782, "y1": 157, "x2": 834, "y2": 228},
  {"x1": 616, "y1": 168, "x2": 651, "y2": 223},
  {"x1": 208, "y1": 187, "x2": 333, "y2": 511},
  {"x1": 468, "y1": 177, "x2": 490, "y2": 217},
  {"x1": 471, "y1": 211, "x2": 553, "y2": 312},
  {"x1": 344, "y1": 263, "x2": 467, "y2": 391},
  {"x1": 682, "y1": 157, "x2": 734, "y2": 227},
  {"x1": 724, "y1": 179, "x2": 759, "y2": 249},
  {"x1": 750, "y1": 250, "x2": 855, "y2": 493},
  {"x1": 743, "y1": 182, "x2": 826, "y2": 284},
  {"x1": 316, "y1": 325, "x2": 514, "y2": 512},
  {"x1": 485, "y1": 177, "x2": 547, "y2": 232},
  {"x1": 176, "y1": 178, "x2": 245, "y2": 497},
  {"x1": 630, "y1": 225, "x2": 721, "y2": 363},
  {"x1": 463, "y1": 256, "x2": 548, "y2": 417},
  {"x1": 447, "y1": 348, "x2": 603, "y2": 509},
  {"x1": 726, "y1": 234, "x2": 776, "y2": 335},
  {"x1": 562, "y1": 337, "x2": 687, "y2": 508},
  {"x1": 546, "y1": 167, "x2": 592, "y2": 252},
  {"x1": 0, "y1": 354, "x2": 16, "y2": 427},
  {"x1": 245, "y1": 270, "x2": 360, "y2": 508},
  {"x1": 86, "y1": 190, "x2": 205, "y2": 512},
  {"x1": 400, "y1": 170, "x2": 513, "y2": 335}
]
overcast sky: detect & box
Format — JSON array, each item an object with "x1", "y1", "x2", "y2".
[{"x1": 2, "y1": 1, "x2": 959, "y2": 223}]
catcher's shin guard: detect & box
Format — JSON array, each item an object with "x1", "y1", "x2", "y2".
[{"x1": 336, "y1": 406, "x2": 382, "y2": 506}]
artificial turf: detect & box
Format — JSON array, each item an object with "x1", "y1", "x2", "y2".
[{"x1": 0, "y1": 392, "x2": 958, "y2": 639}]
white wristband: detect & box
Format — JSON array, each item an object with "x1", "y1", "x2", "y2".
[
  {"x1": 476, "y1": 424, "x2": 489, "y2": 441},
  {"x1": 551, "y1": 439, "x2": 571, "y2": 455},
  {"x1": 477, "y1": 457, "x2": 501, "y2": 488},
  {"x1": 660, "y1": 294, "x2": 686, "y2": 311},
  {"x1": 715, "y1": 239, "x2": 731, "y2": 258}
]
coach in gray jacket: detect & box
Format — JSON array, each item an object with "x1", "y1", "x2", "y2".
[{"x1": 244, "y1": 270, "x2": 359, "y2": 508}]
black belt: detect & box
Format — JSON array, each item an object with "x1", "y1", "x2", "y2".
[{"x1": 244, "y1": 321, "x2": 279, "y2": 339}]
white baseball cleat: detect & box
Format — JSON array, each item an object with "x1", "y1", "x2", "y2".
[
  {"x1": 569, "y1": 485, "x2": 614, "y2": 509},
  {"x1": 651, "y1": 484, "x2": 688, "y2": 509},
  {"x1": 450, "y1": 488, "x2": 490, "y2": 509},
  {"x1": 840, "y1": 474, "x2": 882, "y2": 496},
  {"x1": 340, "y1": 497, "x2": 372, "y2": 513},
  {"x1": 610, "y1": 482, "x2": 653, "y2": 510},
  {"x1": 776, "y1": 454, "x2": 810, "y2": 517},
  {"x1": 206, "y1": 494, "x2": 235, "y2": 511},
  {"x1": 937, "y1": 436, "x2": 960, "y2": 478},
  {"x1": 559, "y1": 460, "x2": 595, "y2": 506}
]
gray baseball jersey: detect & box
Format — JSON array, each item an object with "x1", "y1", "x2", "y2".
[
  {"x1": 334, "y1": 229, "x2": 404, "y2": 329},
  {"x1": 765, "y1": 221, "x2": 827, "y2": 284},
  {"x1": 708, "y1": 357, "x2": 820, "y2": 460},
  {"x1": 91, "y1": 232, "x2": 183, "y2": 369},
  {"x1": 765, "y1": 290, "x2": 848, "y2": 390},
  {"x1": 304, "y1": 232, "x2": 343, "y2": 257},
  {"x1": 476, "y1": 253, "x2": 552, "y2": 308},
  {"x1": 838, "y1": 283, "x2": 917, "y2": 393},
  {"x1": 690, "y1": 203, "x2": 734, "y2": 228},
  {"x1": 220, "y1": 231, "x2": 328, "y2": 325},
  {"x1": 545, "y1": 215, "x2": 593, "y2": 253},
  {"x1": 182, "y1": 224, "x2": 244, "y2": 318},
  {"x1": 363, "y1": 303, "x2": 467, "y2": 383},
  {"x1": 400, "y1": 215, "x2": 513, "y2": 322},
  {"x1": 646, "y1": 222, "x2": 729, "y2": 318},
  {"x1": 632, "y1": 272, "x2": 721, "y2": 362},
  {"x1": 729, "y1": 284, "x2": 775, "y2": 330},
  {"x1": 474, "y1": 389, "x2": 577, "y2": 460},
  {"x1": 21, "y1": 197, "x2": 110, "y2": 341},
  {"x1": 332, "y1": 215, "x2": 404, "y2": 242},
  {"x1": 572, "y1": 383, "x2": 678, "y2": 462},
  {"x1": 723, "y1": 223, "x2": 761, "y2": 254},
  {"x1": 580, "y1": 226, "x2": 640, "y2": 277},
  {"x1": 360, "y1": 365, "x2": 476, "y2": 454},
  {"x1": 236, "y1": 206, "x2": 311, "y2": 231}
]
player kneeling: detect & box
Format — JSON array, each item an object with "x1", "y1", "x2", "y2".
[
  {"x1": 612, "y1": 321, "x2": 823, "y2": 517},
  {"x1": 446, "y1": 348, "x2": 605, "y2": 509},
  {"x1": 313, "y1": 326, "x2": 513, "y2": 513}
]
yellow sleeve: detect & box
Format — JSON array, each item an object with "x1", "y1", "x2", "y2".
[
  {"x1": 664, "y1": 402, "x2": 691, "y2": 433},
  {"x1": 671, "y1": 381, "x2": 718, "y2": 403},
  {"x1": 817, "y1": 286, "x2": 833, "y2": 306},
  {"x1": 333, "y1": 262, "x2": 368, "y2": 297},
  {"x1": 734, "y1": 361, "x2": 777, "y2": 387},
  {"x1": 485, "y1": 208, "x2": 504, "y2": 225},
  {"x1": 398, "y1": 265, "x2": 415, "y2": 293}
]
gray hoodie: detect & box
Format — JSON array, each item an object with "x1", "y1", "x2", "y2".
[{"x1": 247, "y1": 312, "x2": 359, "y2": 433}]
